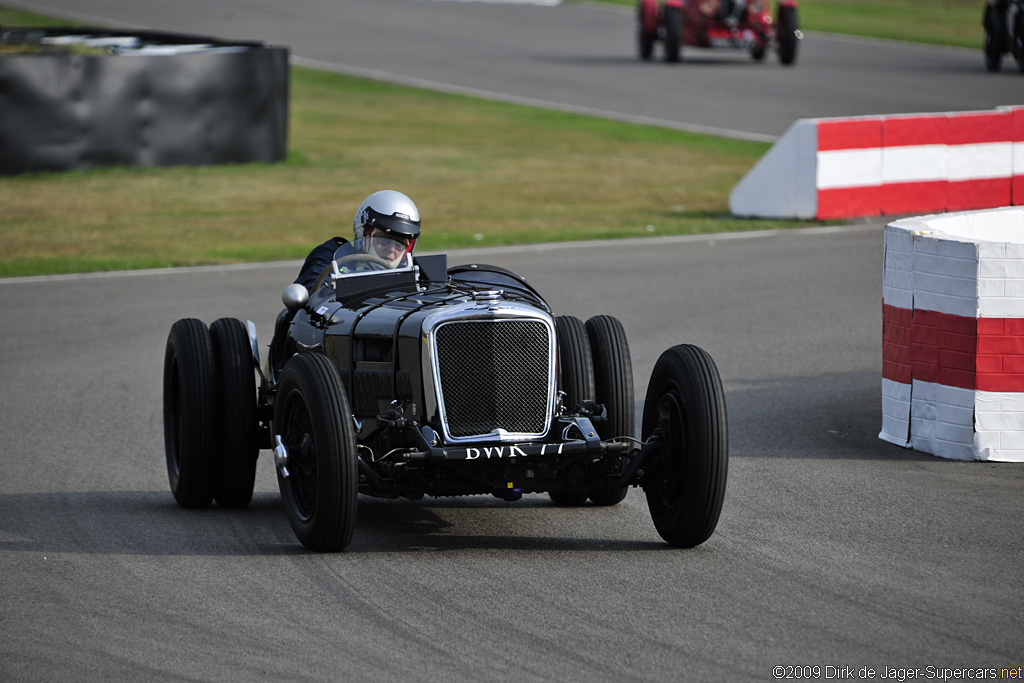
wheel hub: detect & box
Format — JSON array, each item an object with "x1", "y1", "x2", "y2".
[{"x1": 653, "y1": 391, "x2": 686, "y2": 507}]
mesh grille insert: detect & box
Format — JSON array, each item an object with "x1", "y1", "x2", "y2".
[{"x1": 435, "y1": 320, "x2": 551, "y2": 438}]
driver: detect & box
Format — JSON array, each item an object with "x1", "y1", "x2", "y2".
[
  {"x1": 270, "y1": 190, "x2": 421, "y2": 372},
  {"x1": 294, "y1": 190, "x2": 422, "y2": 291}
]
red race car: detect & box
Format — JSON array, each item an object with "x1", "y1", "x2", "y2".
[{"x1": 637, "y1": 0, "x2": 800, "y2": 65}]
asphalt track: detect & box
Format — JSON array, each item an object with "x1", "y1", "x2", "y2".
[{"x1": 1, "y1": 1, "x2": 1023, "y2": 681}]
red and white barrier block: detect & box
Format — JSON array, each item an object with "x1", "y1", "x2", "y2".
[
  {"x1": 880, "y1": 206, "x2": 1024, "y2": 462},
  {"x1": 730, "y1": 106, "x2": 1024, "y2": 220}
]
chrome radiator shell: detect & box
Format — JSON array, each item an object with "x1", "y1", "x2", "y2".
[{"x1": 421, "y1": 301, "x2": 556, "y2": 444}]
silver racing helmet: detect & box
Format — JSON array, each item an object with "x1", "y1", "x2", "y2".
[
  {"x1": 353, "y1": 190, "x2": 421, "y2": 241},
  {"x1": 351, "y1": 190, "x2": 422, "y2": 269}
]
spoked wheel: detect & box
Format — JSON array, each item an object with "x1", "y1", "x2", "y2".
[
  {"x1": 664, "y1": 4, "x2": 682, "y2": 63},
  {"x1": 163, "y1": 318, "x2": 217, "y2": 508},
  {"x1": 274, "y1": 353, "x2": 358, "y2": 552},
  {"x1": 585, "y1": 315, "x2": 634, "y2": 506},
  {"x1": 641, "y1": 344, "x2": 728, "y2": 548},
  {"x1": 777, "y1": 5, "x2": 799, "y2": 65},
  {"x1": 549, "y1": 316, "x2": 595, "y2": 507},
  {"x1": 209, "y1": 318, "x2": 259, "y2": 508}
]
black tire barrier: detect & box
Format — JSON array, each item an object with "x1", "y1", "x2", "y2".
[{"x1": 0, "y1": 27, "x2": 289, "y2": 175}]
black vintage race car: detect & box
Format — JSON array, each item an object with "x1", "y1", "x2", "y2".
[{"x1": 162, "y1": 243, "x2": 728, "y2": 552}]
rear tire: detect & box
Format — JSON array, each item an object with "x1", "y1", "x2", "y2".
[
  {"x1": 556, "y1": 316, "x2": 596, "y2": 415},
  {"x1": 275, "y1": 353, "x2": 359, "y2": 552},
  {"x1": 664, "y1": 5, "x2": 682, "y2": 63},
  {"x1": 210, "y1": 318, "x2": 259, "y2": 508},
  {"x1": 642, "y1": 344, "x2": 728, "y2": 548},
  {"x1": 550, "y1": 316, "x2": 596, "y2": 507},
  {"x1": 777, "y1": 5, "x2": 799, "y2": 66},
  {"x1": 585, "y1": 315, "x2": 634, "y2": 506},
  {"x1": 163, "y1": 318, "x2": 217, "y2": 508}
]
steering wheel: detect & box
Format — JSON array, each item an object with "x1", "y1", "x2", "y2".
[{"x1": 335, "y1": 253, "x2": 393, "y2": 271}]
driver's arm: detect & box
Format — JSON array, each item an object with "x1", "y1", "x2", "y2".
[{"x1": 295, "y1": 236, "x2": 348, "y2": 291}]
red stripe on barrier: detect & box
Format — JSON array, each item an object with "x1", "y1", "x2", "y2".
[
  {"x1": 909, "y1": 308, "x2": 977, "y2": 388},
  {"x1": 817, "y1": 187, "x2": 880, "y2": 220},
  {"x1": 948, "y1": 177, "x2": 1012, "y2": 212},
  {"x1": 882, "y1": 304, "x2": 913, "y2": 385},
  {"x1": 817, "y1": 117, "x2": 882, "y2": 151},
  {"x1": 947, "y1": 111, "x2": 1010, "y2": 145},
  {"x1": 880, "y1": 180, "x2": 948, "y2": 216},
  {"x1": 882, "y1": 304, "x2": 1024, "y2": 392},
  {"x1": 883, "y1": 115, "x2": 947, "y2": 147}
]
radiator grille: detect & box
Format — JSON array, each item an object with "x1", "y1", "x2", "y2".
[{"x1": 434, "y1": 319, "x2": 551, "y2": 439}]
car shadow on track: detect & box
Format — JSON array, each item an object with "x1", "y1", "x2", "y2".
[
  {"x1": 347, "y1": 495, "x2": 670, "y2": 554},
  {"x1": 0, "y1": 490, "x2": 306, "y2": 557},
  {"x1": 0, "y1": 489, "x2": 671, "y2": 556}
]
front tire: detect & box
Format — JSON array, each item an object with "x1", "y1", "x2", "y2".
[
  {"x1": 777, "y1": 5, "x2": 799, "y2": 66},
  {"x1": 163, "y1": 318, "x2": 217, "y2": 508},
  {"x1": 210, "y1": 318, "x2": 259, "y2": 508},
  {"x1": 274, "y1": 353, "x2": 358, "y2": 552},
  {"x1": 585, "y1": 315, "x2": 634, "y2": 506},
  {"x1": 642, "y1": 344, "x2": 728, "y2": 548}
]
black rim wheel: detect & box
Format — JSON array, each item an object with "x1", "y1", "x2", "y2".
[
  {"x1": 274, "y1": 353, "x2": 358, "y2": 552},
  {"x1": 280, "y1": 391, "x2": 319, "y2": 522},
  {"x1": 649, "y1": 391, "x2": 687, "y2": 514},
  {"x1": 642, "y1": 344, "x2": 728, "y2": 548}
]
